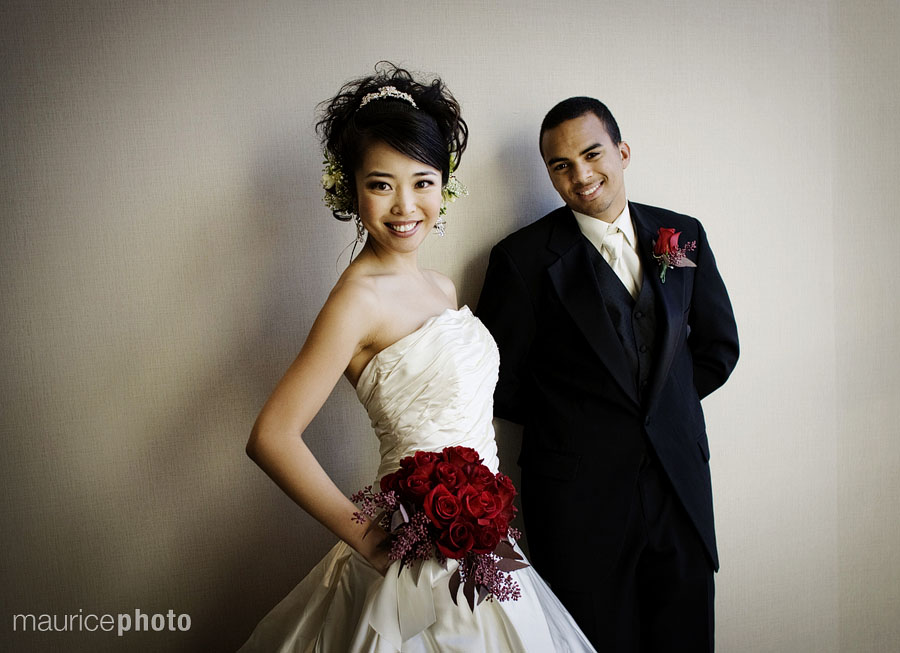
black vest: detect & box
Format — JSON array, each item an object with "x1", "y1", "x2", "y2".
[{"x1": 591, "y1": 249, "x2": 659, "y2": 404}]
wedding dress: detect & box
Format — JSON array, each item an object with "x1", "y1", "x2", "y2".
[{"x1": 239, "y1": 307, "x2": 595, "y2": 652}]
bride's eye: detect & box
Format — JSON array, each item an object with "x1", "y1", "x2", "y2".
[{"x1": 367, "y1": 181, "x2": 391, "y2": 191}]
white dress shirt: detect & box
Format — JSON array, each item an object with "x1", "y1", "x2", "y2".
[{"x1": 572, "y1": 203, "x2": 643, "y2": 300}]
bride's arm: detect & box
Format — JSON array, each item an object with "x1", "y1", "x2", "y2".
[{"x1": 246, "y1": 282, "x2": 391, "y2": 574}]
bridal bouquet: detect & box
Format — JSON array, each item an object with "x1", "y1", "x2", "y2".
[{"x1": 351, "y1": 446, "x2": 528, "y2": 609}]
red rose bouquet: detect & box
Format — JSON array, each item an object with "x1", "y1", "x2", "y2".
[
  {"x1": 351, "y1": 446, "x2": 528, "y2": 609},
  {"x1": 652, "y1": 226, "x2": 697, "y2": 282}
]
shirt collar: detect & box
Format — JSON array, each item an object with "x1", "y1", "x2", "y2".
[{"x1": 571, "y1": 201, "x2": 636, "y2": 248}]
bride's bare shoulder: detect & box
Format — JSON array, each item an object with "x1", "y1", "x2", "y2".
[
  {"x1": 331, "y1": 256, "x2": 405, "y2": 308},
  {"x1": 325, "y1": 265, "x2": 382, "y2": 321},
  {"x1": 321, "y1": 259, "x2": 399, "y2": 340},
  {"x1": 423, "y1": 269, "x2": 458, "y2": 307}
]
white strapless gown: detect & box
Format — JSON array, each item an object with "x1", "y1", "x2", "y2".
[{"x1": 239, "y1": 307, "x2": 595, "y2": 652}]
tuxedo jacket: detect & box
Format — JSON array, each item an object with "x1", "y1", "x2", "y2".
[{"x1": 476, "y1": 202, "x2": 738, "y2": 584}]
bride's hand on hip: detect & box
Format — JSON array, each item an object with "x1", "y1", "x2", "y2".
[{"x1": 356, "y1": 526, "x2": 393, "y2": 576}]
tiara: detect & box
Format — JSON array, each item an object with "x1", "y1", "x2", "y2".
[{"x1": 358, "y1": 85, "x2": 418, "y2": 110}]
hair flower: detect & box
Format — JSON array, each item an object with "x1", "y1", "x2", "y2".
[
  {"x1": 440, "y1": 152, "x2": 468, "y2": 217},
  {"x1": 441, "y1": 174, "x2": 468, "y2": 216},
  {"x1": 321, "y1": 151, "x2": 354, "y2": 219}
]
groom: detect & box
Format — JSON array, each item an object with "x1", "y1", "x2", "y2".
[{"x1": 476, "y1": 97, "x2": 738, "y2": 651}]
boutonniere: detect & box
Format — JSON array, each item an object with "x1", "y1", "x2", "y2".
[{"x1": 652, "y1": 227, "x2": 697, "y2": 283}]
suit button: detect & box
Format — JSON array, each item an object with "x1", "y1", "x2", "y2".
[
  {"x1": 635, "y1": 311, "x2": 644, "y2": 319},
  {"x1": 639, "y1": 344, "x2": 649, "y2": 353}
]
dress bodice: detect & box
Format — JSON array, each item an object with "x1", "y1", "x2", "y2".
[
  {"x1": 241, "y1": 307, "x2": 597, "y2": 652},
  {"x1": 355, "y1": 306, "x2": 500, "y2": 481}
]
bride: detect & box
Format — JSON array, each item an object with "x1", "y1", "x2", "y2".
[{"x1": 240, "y1": 63, "x2": 595, "y2": 652}]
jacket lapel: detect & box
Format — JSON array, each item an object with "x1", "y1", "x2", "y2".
[
  {"x1": 546, "y1": 209, "x2": 640, "y2": 406},
  {"x1": 631, "y1": 204, "x2": 684, "y2": 410}
]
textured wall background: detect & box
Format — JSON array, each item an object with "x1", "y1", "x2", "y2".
[{"x1": 1, "y1": 1, "x2": 897, "y2": 651}]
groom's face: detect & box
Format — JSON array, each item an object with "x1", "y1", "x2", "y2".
[{"x1": 541, "y1": 112, "x2": 630, "y2": 223}]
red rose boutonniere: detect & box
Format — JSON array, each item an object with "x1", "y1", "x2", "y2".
[
  {"x1": 351, "y1": 446, "x2": 528, "y2": 609},
  {"x1": 652, "y1": 227, "x2": 697, "y2": 283}
]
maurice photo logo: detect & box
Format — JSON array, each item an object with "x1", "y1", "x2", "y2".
[{"x1": 12, "y1": 609, "x2": 191, "y2": 636}]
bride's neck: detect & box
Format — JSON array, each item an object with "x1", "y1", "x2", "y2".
[{"x1": 358, "y1": 241, "x2": 422, "y2": 275}]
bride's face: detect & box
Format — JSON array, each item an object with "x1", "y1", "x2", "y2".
[{"x1": 355, "y1": 140, "x2": 442, "y2": 255}]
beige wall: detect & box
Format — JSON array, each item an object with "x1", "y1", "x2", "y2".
[{"x1": 1, "y1": 1, "x2": 897, "y2": 651}]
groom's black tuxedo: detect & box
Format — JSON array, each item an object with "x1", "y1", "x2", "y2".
[{"x1": 476, "y1": 202, "x2": 738, "y2": 646}]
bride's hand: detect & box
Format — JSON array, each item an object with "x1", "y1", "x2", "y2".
[{"x1": 356, "y1": 526, "x2": 392, "y2": 576}]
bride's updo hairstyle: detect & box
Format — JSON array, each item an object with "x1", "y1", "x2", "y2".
[{"x1": 317, "y1": 62, "x2": 468, "y2": 220}]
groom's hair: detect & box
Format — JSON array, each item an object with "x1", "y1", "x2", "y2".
[{"x1": 539, "y1": 97, "x2": 622, "y2": 154}]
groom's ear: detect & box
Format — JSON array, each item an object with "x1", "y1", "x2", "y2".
[{"x1": 618, "y1": 141, "x2": 631, "y2": 169}]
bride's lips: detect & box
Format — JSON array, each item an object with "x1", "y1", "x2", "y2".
[{"x1": 385, "y1": 221, "x2": 422, "y2": 237}]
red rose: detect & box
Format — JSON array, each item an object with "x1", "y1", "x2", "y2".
[
  {"x1": 411, "y1": 450, "x2": 441, "y2": 477},
  {"x1": 494, "y1": 513, "x2": 512, "y2": 532},
  {"x1": 424, "y1": 485, "x2": 462, "y2": 527},
  {"x1": 442, "y1": 446, "x2": 482, "y2": 468},
  {"x1": 653, "y1": 227, "x2": 680, "y2": 256},
  {"x1": 466, "y1": 463, "x2": 495, "y2": 491},
  {"x1": 380, "y1": 470, "x2": 401, "y2": 494},
  {"x1": 471, "y1": 521, "x2": 503, "y2": 554},
  {"x1": 400, "y1": 472, "x2": 434, "y2": 501},
  {"x1": 455, "y1": 484, "x2": 475, "y2": 518},
  {"x1": 436, "y1": 519, "x2": 475, "y2": 559},
  {"x1": 435, "y1": 461, "x2": 466, "y2": 490},
  {"x1": 495, "y1": 473, "x2": 517, "y2": 508},
  {"x1": 462, "y1": 488, "x2": 504, "y2": 521}
]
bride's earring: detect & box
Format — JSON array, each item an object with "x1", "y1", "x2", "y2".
[
  {"x1": 433, "y1": 217, "x2": 446, "y2": 237},
  {"x1": 355, "y1": 215, "x2": 366, "y2": 243}
]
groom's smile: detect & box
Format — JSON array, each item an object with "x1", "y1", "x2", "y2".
[{"x1": 575, "y1": 180, "x2": 603, "y2": 198}]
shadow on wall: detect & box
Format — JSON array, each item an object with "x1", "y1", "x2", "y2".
[
  {"x1": 145, "y1": 127, "x2": 331, "y2": 652},
  {"x1": 458, "y1": 126, "x2": 558, "y2": 308},
  {"x1": 462, "y1": 128, "x2": 561, "y2": 561},
  {"x1": 124, "y1": 126, "x2": 371, "y2": 652},
  {"x1": 209, "y1": 128, "x2": 381, "y2": 651},
  {"x1": 2, "y1": 127, "x2": 318, "y2": 652}
]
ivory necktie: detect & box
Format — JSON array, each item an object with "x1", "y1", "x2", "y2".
[{"x1": 601, "y1": 228, "x2": 640, "y2": 299}]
